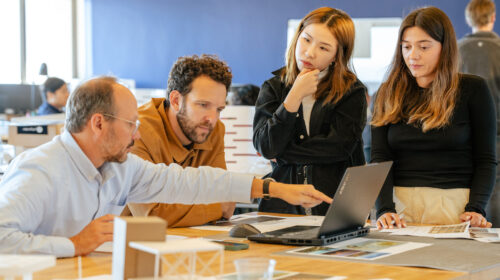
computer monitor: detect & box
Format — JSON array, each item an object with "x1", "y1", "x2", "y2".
[{"x1": 0, "y1": 84, "x2": 43, "y2": 114}]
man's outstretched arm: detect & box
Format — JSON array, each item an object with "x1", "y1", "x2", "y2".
[{"x1": 250, "y1": 178, "x2": 332, "y2": 207}]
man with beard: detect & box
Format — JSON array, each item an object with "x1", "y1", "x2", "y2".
[
  {"x1": 125, "y1": 55, "x2": 236, "y2": 227},
  {"x1": 0, "y1": 76, "x2": 331, "y2": 257}
]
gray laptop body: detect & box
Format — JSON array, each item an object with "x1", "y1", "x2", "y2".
[{"x1": 248, "y1": 161, "x2": 392, "y2": 246}]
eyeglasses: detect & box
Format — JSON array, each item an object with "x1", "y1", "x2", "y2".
[{"x1": 103, "y1": 113, "x2": 141, "y2": 135}]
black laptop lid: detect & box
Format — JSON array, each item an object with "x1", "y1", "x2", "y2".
[{"x1": 317, "y1": 161, "x2": 392, "y2": 236}]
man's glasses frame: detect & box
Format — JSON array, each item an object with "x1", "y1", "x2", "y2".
[{"x1": 102, "y1": 113, "x2": 140, "y2": 135}]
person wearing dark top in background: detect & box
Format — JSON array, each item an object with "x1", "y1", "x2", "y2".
[
  {"x1": 253, "y1": 7, "x2": 367, "y2": 215},
  {"x1": 37, "y1": 77, "x2": 69, "y2": 115},
  {"x1": 459, "y1": 0, "x2": 500, "y2": 227},
  {"x1": 371, "y1": 6, "x2": 496, "y2": 229},
  {"x1": 229, "y1": 84, "x2": 260, "y2": 106}
]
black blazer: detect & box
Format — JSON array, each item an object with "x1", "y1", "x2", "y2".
[{"x1": 253, "y1": 70, "x2": 367, "y2": 215}]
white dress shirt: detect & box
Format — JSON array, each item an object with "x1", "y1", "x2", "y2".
[{"x1": 0, "y1": 131, "x2": 252, "y2": 257}]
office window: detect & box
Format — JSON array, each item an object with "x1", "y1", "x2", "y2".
[
  {"x1": 0, "y1": 0, "x2": 22, "y2": 83},
  {"x1": 25, "y1": 0, "x2": 73, "y2": 82}
]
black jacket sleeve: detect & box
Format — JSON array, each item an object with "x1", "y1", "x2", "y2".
[
  {"x1": 370, "y1": 124, "x2": 397, "y2": 216},
  {"x1": 465, "y1": 77, "x2": 497, "y2": 216},
  {"x1": 253, "y1": 80, "x2": 300, "y2": 159}
]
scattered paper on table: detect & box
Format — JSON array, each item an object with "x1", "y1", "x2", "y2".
[
  {"x1": 191, "y1": 213, "x2": 324, "y2": 233},
  {"x1": 286, "y1": 238, "x2": 430, "y2": 261},
  {"x1": 469, "y1": 227, "x2": 500, "y2": 243},
  {"x1": 380, "y1": 222, "x2": 500, "y2": 242},
  {"x1": 380, "y1": 222, "x2": 470, "y2": 238}
]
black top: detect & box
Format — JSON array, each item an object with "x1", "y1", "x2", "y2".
[
  {"x1": 37, "y1": 101, "x2": 62, "y2": 115},
  {"x1": 371, "y1": 74, "x2": 497, "y2": 217},
  {"x1": 253, "y1": 69, "x2": 367, "y2": 215}
]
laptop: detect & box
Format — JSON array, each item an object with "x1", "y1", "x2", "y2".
[{"x1": 248, "y1": 161, "x2": 392, "y2": 246}]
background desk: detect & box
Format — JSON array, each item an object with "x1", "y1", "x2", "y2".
[{"x1": 31, "y1": 227, "x2": 469, "y2": 279}]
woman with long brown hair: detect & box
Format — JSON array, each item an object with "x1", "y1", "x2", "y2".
[
  {"x1": 253, "y1": 7, "x2": 367, "y2": 215},
  {"x1": 371, "y1": 6, "x2": 496, "y2": 228}
]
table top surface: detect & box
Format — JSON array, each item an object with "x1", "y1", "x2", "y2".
[{"x1": 29, "y1": 214, "x2": 472, "y2": 280}]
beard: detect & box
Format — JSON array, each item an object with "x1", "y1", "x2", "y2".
[
  {"x1": 102, "y1": 127, "x2": 134, "y2": 163},
  {"x1": 176, "y1": 102, "x2": 214, "y2": 144}
]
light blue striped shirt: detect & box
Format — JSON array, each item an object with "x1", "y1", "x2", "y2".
[{"x1": 0, "y1": 131, "x2": 252, "y2": 257}]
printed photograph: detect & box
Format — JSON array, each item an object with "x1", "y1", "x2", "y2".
[
  {"x1": 295, "y1": 246, "x2": 336, "y2": 255},
  {"x1": 322, "y1": 249, "x2": 363, "y2": 257},
  {"x1": 343, "y1": 240, "x2": 403, "y2": 251},
  {"x1": 429, "y1": 224, "x2": 468, "y2": 234},
  {"x1": 358, "y1": 252, "x2": 390, "y2": 259}
]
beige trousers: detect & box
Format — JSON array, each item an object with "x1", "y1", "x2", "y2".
[{"x1": 394, "y1": 187, "x2": 470, "y2": 225}]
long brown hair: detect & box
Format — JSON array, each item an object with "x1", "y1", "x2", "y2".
[
  {"x1": 371, "y1": 6, "x2": 460, "y2": 132},
  {"x1": 282, "y1": 7, "x2": 357, "y2": 105}
]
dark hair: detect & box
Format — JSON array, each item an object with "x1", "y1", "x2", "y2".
[
  {"x1": 282, "y1": 7, "x2": 357, "y2": 105},
  {"x1": 65, "y1": 76, "x2": 117, "y2": 133},
  {"x1": 372, "y1": 6, "x2": 459, "y2": 132},
  {"x1": 230, "y1": 84, "x2": 260, "y2": 105},
  {"x1": 166, "y1": 54, "x2": 232, "y2": 104},
  {"x1": 43, "y1": 77, "x2": 66, "y2": 97}
]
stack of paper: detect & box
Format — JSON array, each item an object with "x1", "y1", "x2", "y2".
[{"x1": 381, "y1": 222, "x2": 500, "y2": 242}]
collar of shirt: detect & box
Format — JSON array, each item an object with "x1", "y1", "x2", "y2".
[
  {"x1": 60, "y1": 131, "x2": 115, "y2": 185},
  {"x1": 38, "y1": 102, "x2": 62, "y2": 115},
  {"x1": 468, "y1": 31, "x2": 499, "y2": 39},
  {"x1": 46, "y1": 103, "x2": 63, "y2": 114}
]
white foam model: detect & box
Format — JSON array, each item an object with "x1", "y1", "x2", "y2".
[
  {"x1": 0, "y1": 254, "x2": 56, "y2": 280},
  {"x1": 129, "y1": 239, "x2": 224, "y2": 279}
]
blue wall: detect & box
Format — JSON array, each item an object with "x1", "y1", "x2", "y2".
[{"x1": 91, "y1": 0, "x2": 499, "y2": 88}]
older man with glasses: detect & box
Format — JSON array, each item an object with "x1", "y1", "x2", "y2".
[{"x1": 0, "y1": 76, "x2": 331, "y2": 258}]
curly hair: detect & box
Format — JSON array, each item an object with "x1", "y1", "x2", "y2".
[{"x1": 166, "y1": 54, "x2": 232, "y2": 104}]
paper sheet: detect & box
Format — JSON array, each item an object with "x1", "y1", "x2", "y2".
[
  {"x1": 380, "y1": 222, "x2": 500, "y2": 242},
  {"x1": 380, "y1": 222, "x2": 471, "y2": 238},
  {"x1": 191, "y1": 213, "x2": 324, "y2": 232},
  {"x1": 285, "y1": 238, "x2": 431, "y2": 261},
  {"x1": 469, "y1": 227, "x2": 500, "y2": 243}
]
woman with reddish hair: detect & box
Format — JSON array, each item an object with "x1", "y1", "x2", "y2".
[{"x1": 371, "y1": 7, "x2": 496, "y2": 228}]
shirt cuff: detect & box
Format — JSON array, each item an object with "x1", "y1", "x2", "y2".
[
  {"x1": 275, "y1": 103, "x2": 298, "y2": 124},
  {"x1": 228, "y1": 172, "x2": 254, "y2": 203},
  {"x1": 51, "y1": 236, "x2": 76, "y2": 258}
]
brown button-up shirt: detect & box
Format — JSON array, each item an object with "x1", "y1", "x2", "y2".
[{"x1": 127, "y1": 98, "x2": 227, "y2": 227}]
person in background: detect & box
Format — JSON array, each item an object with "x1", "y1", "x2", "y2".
[
  {"x1": 371, "y1": 7, "x2": 496, "y2": 229},
  {"x1": 37, "y1": 77, "x2": 69, "y2": 115},
  {"x1": 0, "y1": 76, "x2": 331, "y2": 257},
  {"x1": 229, "y1": 84, "x2": 260, "y2": 106},
  {"x1": 253, "y1": 7, "x2": 367, "y2": 215},
  {"x1": 126, "y1": 55, "x2": 235, "y2": 227},
  {"x1": 459, "y1": 0, "x2": 500, "y2": 227}
]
